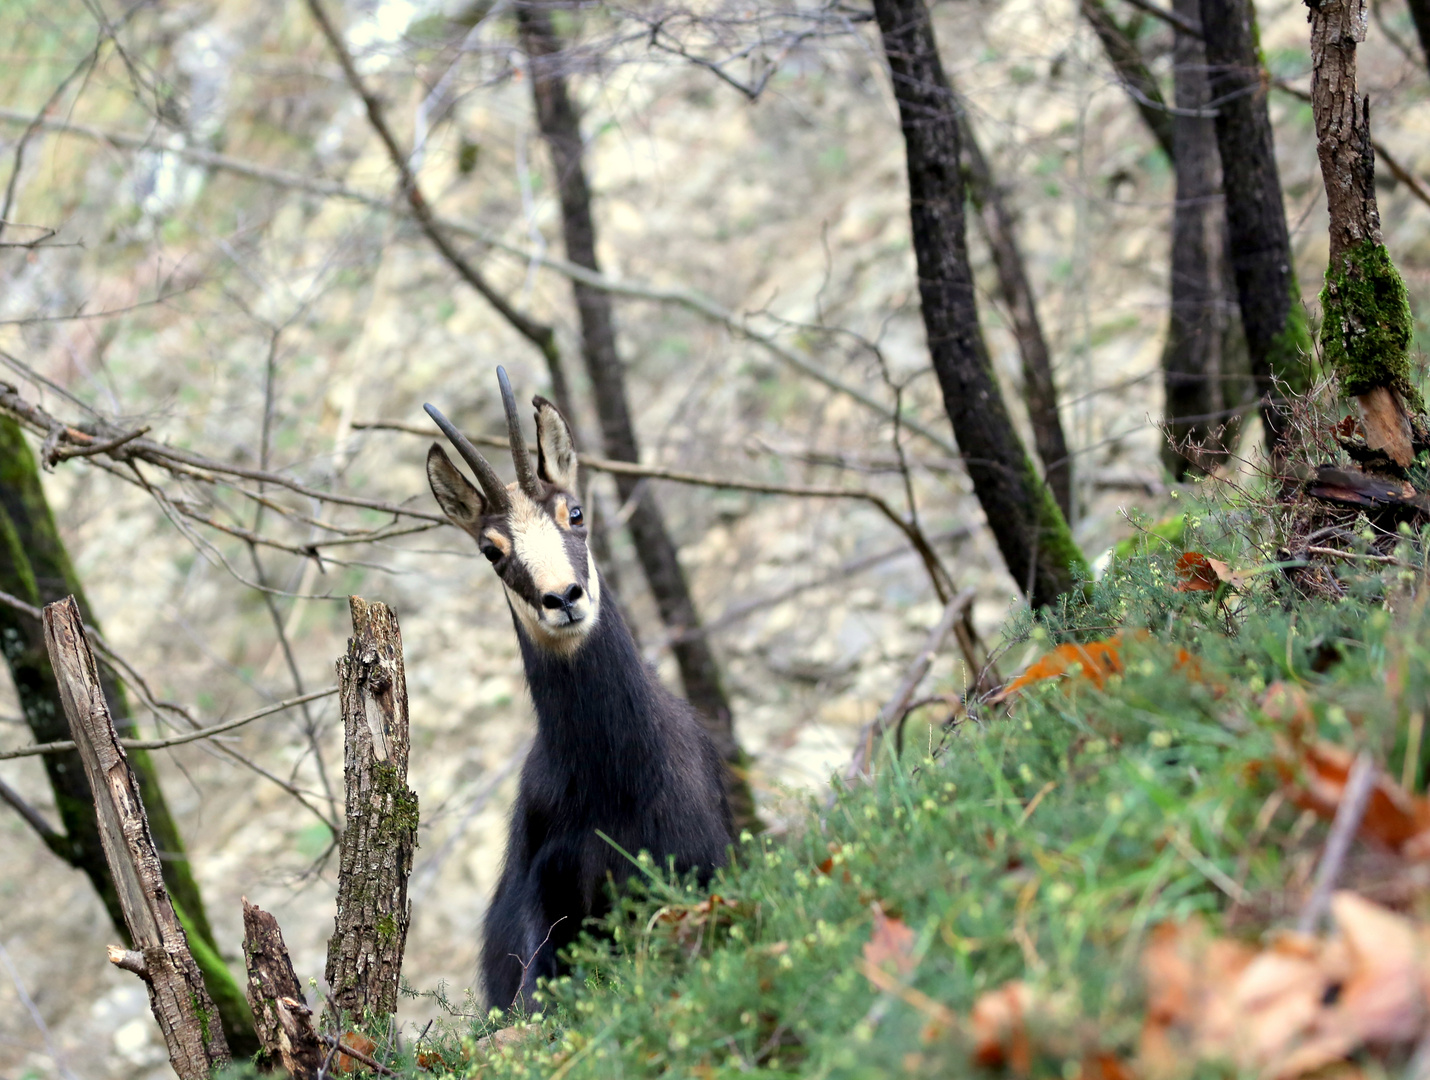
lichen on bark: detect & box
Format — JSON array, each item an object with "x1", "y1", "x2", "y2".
[{"x1": 1319, "y1": 238, "x2": 1419, "y2": 408}]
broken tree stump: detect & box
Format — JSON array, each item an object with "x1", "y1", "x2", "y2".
[
  {"x1": 325, "y1": 596, "x2": 418, "y2": 1020},
  {"x1": 41, "y1": 595, "x2": 230, "y2": 1078},
  {"x1": 243, "y1": 898, "x2": 325, "y2": 1077}
]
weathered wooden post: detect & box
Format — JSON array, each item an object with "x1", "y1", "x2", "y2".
[
  {"x1": 325, "y1": 596, "x2": 418, "y2": 1021},
  {"x1": 42, "y1": 595, "x2": 230, "y2": 1077},
  {"x1": 242, "y1": 898, "x2": 325, "y2": 1076}
]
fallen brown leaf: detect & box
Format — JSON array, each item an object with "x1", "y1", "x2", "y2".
[
  {"x1": 970, "y1": 980, "x2": 1034, "y2": 1072},
  {"x1": 1276, "y1": 738, "x2": 1430, "y2": 855},
  {"x1": 863, "y1": 903, "x2": 916, "y2": 976},
  {"x1": 335, "y1": 1030, "x2": 379, "y2": 1074},
  {"x1": 1139, "y1": 893, "x2": 1430, "y2": 1078}
]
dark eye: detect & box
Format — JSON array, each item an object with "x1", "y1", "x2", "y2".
[
  {"x1": 568, "y1": 505, "x2": 583, "y2": 526},
  {"x1": 481, "y1": 545, "x2": 502, "y2": 564}
]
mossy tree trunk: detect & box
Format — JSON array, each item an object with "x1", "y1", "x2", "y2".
[
  {"x1": 516, "y1": 2, "x2": 760, "y2": 831},
  {"x1": 960, "y1": 103, "x2": 1073, "y2": 522},
  {"x1": 0, "y1": 416, "x2": 256, "y2": 1055},
  {"x1": 872, "y1": 0, "x2": 1089, "y2": 608},
  {"x1": 1162, "y1": 0, "x2": 1231, "y2": 478},
  {"x1": 1203, "y1": 0, "x2": 1315, "y2": 458},
  {"x1": 1307, "y1": 0, "x2": 1420, "y2": 467},
  {"x1": 325, "y1": 598, "x2": 417, "y2": 1021}
]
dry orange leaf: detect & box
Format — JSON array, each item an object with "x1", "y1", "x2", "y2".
[
  {"x1": 970, "y1": 980, "x2": 1034, "y2": 1072},
  {"x1": 334, "y1": 1030, "x2": 379, "y2": 1073},
  {"x1": 1276, "y1": 738, "x2": 1430, "y2": 855},
  {"x1": 1139, "y1": 893, "x2": 1430, "y2": 1079},
  {"x1": 1175, "y1": 552, "x2": 1247, "y2": 592},
  {"x1": 863, "y1": 903, "x2": 916, "y2": 976},
  {"x1": 993, "y1": 632, "x2": 1204, "y2": 704},
  {"x1": 1175, "y1": 552, "x2": 1220, "y2": 592},
  {"x1": 991, "y1": 638, "x2": 1125, "y2": 702}
]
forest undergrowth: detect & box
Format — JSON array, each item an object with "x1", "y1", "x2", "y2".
[{"x1": 262, "y1": 476, "x2": 1430, "y2": 1079}]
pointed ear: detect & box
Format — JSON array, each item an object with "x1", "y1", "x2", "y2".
[
  {"x1": 427, "y1": 444, "x2": 487, "y2": 536},
  {"x1": 533, "y1": 395, "x2": 579, "y2": 491}
]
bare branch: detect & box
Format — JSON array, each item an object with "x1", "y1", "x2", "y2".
[
  {"x1": 1272, "y1": 79, "x2": 1430, "y2": 215},
  {"x1": 843, "y1": 589, "x2": 975, "y2": 785},
  {"x1": 0, "y1": 688, "x2": 339, "y2": 761},
  {"x1": 0, "y1": 110, "x2": 957, "y2": 455}
]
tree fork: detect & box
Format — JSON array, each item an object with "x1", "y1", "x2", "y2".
[
  {"x1": 325, "y1": 596, "x2": 418, "y2": 1020},
  {"x1": 516, "y1": 2, "x2": 759, "y2": 829},
  {"x1": 0, "y1": 415, "x2": 256, "y2": 1054},
  {"x1": 872, "y1": 0, "x2": 1088, "y2": 608},
  {"x1": 1306, "y1": 0, "x2": 1419, "y2": 467},
  {"x1": 959, "y1": 104, "x2": 1072, "y2": 520}
]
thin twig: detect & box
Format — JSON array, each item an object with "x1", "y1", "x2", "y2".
[
  {"x1": 843, "y1": 589, "x2": 975, "y2": 786},
  {"x1": 0, "y1": 774, "x2": 68, "y2": 855},
  {"x1": 46, "y1": 425, "x2": 148, "y2": 463},
  {"x1": 1296, "y1": 751, "x2": 1376, "y2": 935},
  {"x1": 319, "y1": 1034, "x2": 397, "y2": 1077},
  {"x1": 356, "y1": 418, "x2": 955, "y2": 599},
  {"x1": 0, "y1": 687, "x2": 338, "y2": 760},
  {"x1": 1271, "y1": 79, "x2": 1430, "y2": 213},
  {"x1": 0, "y1": 375, "x2": 444, "y2": 522},
  {"x1": 1119, "y1": 0, "x2": 1201, "y2": 35},
  {"x1": 0, "y1": 110, "x2": 957, "y2": 455}
]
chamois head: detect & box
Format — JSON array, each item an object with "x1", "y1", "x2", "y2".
[{"x1": 425, "y1": 367, "x2": 599, "y2": 655}]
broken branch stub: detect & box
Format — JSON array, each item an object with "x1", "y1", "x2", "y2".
[
  {"x1": 41, "y1": 595, "x2": 230, "y2": 1078},
  {"x1": 243, "y1": 899, "x2": 325, "y2": 1077},
  {"x1": 325, "y1": 596, "x2": 418, "y2": 1020}
]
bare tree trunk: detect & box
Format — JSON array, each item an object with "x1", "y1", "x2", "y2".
[
  {"x1": 872, "y1": 0, "x2": 1089, "y2": 608},
  {"x1": 0, "y1": 416, "x2": 257, "y2": 1054},
  {"x1": 515, "y1": 2, "x2": 758, "y2": 830},
  {"x1": 42, "y1": 595, "x2": 230, "y2": 1079},
  {"x1": 960, "y1": 109, "x2": 1073, "y2": 521},
  {"x1": 1307, "y1": 0, "x2": 1420, "y2": 465},
  {"x1": 1202, "y1": 0, "x2": 1314, "y2": 458},
  {"x1": 1079, "y1": 0, "x2": 1177, "y2": 160},
  {"x1": 244, "y1": 899, "x2": 325, "y2": 1078},
  {"x1": 325, "y1": 597, "x2": 417, "y2": 1021},
  {"x1": 1406, "y1": 0, "x2": 1430, "y2": 74},
  {"x1": 1162, "y1": 0, "x2": 1229, "y2": 477}
]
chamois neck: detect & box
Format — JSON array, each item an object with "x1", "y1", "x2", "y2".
[{"x1": 513, "y1": 575, "x2": 665, "y2": 748}]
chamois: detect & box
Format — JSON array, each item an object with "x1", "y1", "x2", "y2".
[{"x1": 425, "y1": 368, "x2": 733, "y2": 1012}]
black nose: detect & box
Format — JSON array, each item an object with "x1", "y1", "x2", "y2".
[{"x1": 541, "y1": 583, "x2": 584, "y2": 611}]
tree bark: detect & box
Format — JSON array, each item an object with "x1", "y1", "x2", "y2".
[
  {"x1": 1080, "y1": 0, "x2": 1177, "y2": 160},
  {"x1": 1307, "y1": 0, "x2": 1419, "y2": 466},
  {"x1": 0, "y1": 415, "x2": 257, "y2": 1055},
  {"x1": 1162, "y1": 0, "x2": 1230, "y2": 477},
  {"x1": 1202, "y1": 0, "x2": 1314, "y2": 457},
  {"x1": 325, "y1": 596, "x2": 417, "y2": 1021},
  {"x1": 42, "y1": 595, "x2": 230, "y2": 1079},
  {"x1": 960, "y1": 108, "x2": 1073, "y2": 521},
  {"x1": 244, "y1": 899, "x2": 325, "y2": 1078},
  {"x1": 515, "y1": 2, "x2": 758, "y2": 830},
  {"x1": 872, "y1": 0, "x2": 1089, "y2": 608}
]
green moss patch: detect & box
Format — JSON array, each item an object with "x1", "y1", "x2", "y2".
[{"x1": 1319, "y1": 239, "x2": 1421, "y2": 408}]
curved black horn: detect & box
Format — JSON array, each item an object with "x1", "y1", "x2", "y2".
[
  {"x1": 423, "y1": 402, "x2": 511, "y2": 512},
  {"x1": 497, "y1": 366, "x2": 539, "y2": 496}
]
